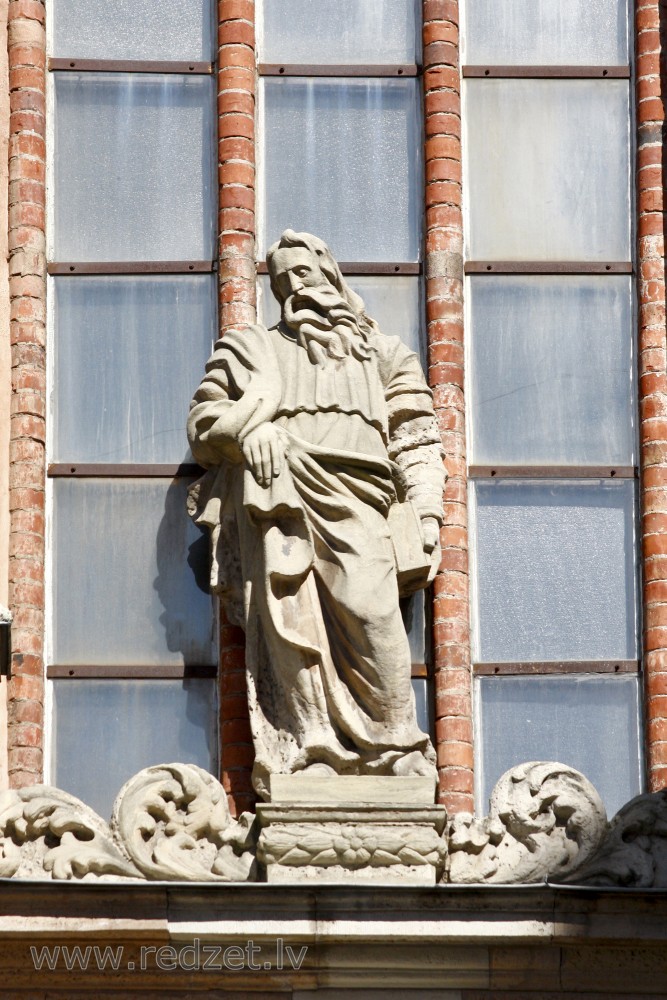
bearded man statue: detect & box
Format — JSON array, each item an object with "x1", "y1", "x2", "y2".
[{"x1": 187, "y1": 230, "x2": 446, "y2": 799}]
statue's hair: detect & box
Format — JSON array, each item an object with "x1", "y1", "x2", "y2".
[{"x1": 266, "y1": 229, "x2": 378, "y2": 335}]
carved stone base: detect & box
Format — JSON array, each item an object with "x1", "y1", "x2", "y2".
[{"x1": 257, "y1": 776, "x2": 447, "y2": 885}]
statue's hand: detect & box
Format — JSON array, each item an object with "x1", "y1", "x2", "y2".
[
  {"x1": 421, "y1": 516, "x2": 440, "y2": 554},
  {"x1": 241, "y1": 423, "x2": 286, "y2": 487}
]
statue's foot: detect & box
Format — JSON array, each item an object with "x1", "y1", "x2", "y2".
[
  {"x1": 391, "y1": 751, "x2": 438, "y2": 781},
  {"x1": 296, "y1": 763, "x2": 337, "y2": 777}
]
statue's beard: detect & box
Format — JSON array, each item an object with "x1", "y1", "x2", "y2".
[{"x1": 283, "y1": 286, "x2": 371, "y2": 366}]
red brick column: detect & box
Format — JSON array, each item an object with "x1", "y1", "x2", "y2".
[
  {"x1": 423, "y1": 0, "x2": 474, "y2": 813},
  {"x1": 637, "y1": 0, "x2": 667, "y2": 790},
  {"x1": 217, "y1": 0, "x2": 256, "y2": 814},
  {"x1": 6, "y1": 0, "x2": 46, "y2": 787}
]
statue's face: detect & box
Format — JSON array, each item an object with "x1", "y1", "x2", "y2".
[{"x1": 271, "y1": 248, "x2": 329, "y2": 302}]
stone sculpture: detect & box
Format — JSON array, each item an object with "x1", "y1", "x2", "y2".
[
  {"x1": 0, "y1": 763, "x2": 256, "y2": 882},
  {"x1": 187, "y1": 230, "x2": 446, "y2": 798},
  {"x1": 4, "y1": 761, "x2": 667, "y2": 885},
  {"x1": 446, "y1": 761, "x2": 608, "y2": 884}
]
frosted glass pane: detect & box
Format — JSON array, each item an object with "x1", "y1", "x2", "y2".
[
  {"x1": 52, "y1": 0, "x2": 213, "y2": 61},
  {"x1": 258, "y1": 274, "x2": 425, "y2": 363},
  {"x1": 261, "y1": 0, "x2": 419, "y2": 64},
  {"x1": 477, "y1": 675, "x2": 642, "y2": 819},
  {"x1": 53, "y1": 276, "x2": 216, "y2": 463},
  {"x1": 465, "y1": 80, "x2": 631, "y2": 261},
  {"x1": 412, "y1": 678, "x2": 432, "y2": 737},
  {"x1": 261, "y1": 78, "x2": 422, "y2": 261},
  {"x1": 473, "y1": 480, "x2": 637, "y2": 661},
  {"x1": 52, "y1": 480, "x2": 216, "y2": 665},
  {"x1": 464, "y1": 0, "x2": 628, "y2": 66},
  {"x1": 405, "y1": 590, "x2": 427, "y2": 665},
  {"x1": 52, "y1": 680, "x2": 218, "y2": 820},
  {"x1": 469, "y1": 276, "x2": 635, "y2": 465},
  {"x1": 54, "y1": 74, "x2": 215, "y2": 261}
]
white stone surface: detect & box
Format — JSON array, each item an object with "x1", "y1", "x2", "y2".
[
  {"x1": 270, "y1": 774, "x2": 437, "y2": 805},
  {"x1": 188, "y1": 230, "x2": 446, "y2": 797},
  {"x1": 447, "y1": 761, "x2": 607, "y2": 884},
  {"x1": 266, "y1": 863, "x2": 435, "y2": 886},
  {"x1": 257, "y1": 801, "x2": 447, "y2": 885}
]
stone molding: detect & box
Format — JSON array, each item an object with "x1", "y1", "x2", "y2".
[
  {"x1": 257, "y1": 803, "x2": 447, "y2": 885},
  {"x1": 3, "y1": 760, "x2": 667, "y2": 886}
]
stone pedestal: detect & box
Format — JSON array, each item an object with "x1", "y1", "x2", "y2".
[{"x1": 257, "y1": 776, "x2": 447, "y2": 885}]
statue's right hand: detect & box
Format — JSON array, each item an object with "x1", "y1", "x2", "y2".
[{"x1": 241, "y1": 423, "x2": 286, "y2": 487}]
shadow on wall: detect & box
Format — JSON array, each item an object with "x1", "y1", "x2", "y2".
[{"x1": 152, "y1": 473, "x2": 218, "y2": 769}]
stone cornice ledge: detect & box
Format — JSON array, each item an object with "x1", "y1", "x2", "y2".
[
  {"x1": 1, "y1": 882, "x2": 667, "y2": 993},
  {"x1": 1, "y1": 760, "x2": 667, "y2": 889}
]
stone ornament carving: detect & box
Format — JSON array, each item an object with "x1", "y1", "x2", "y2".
[
  {"x1": 6, "y1": 761, "x2": 667, "y2": 884},
  {"x1": 561, "y1": 788, "x2": 667, "y2": 887},
  {"x1": 446, "y1": 762, "x2": 608, "y2": 884},
  {"x1": 188, "y1": 230, "x2": 446, "y2": 798},
  {"x1": 259, "y1": 819, "x2": 446, "y2": 870},
  {"x1": 0, "y1": 785, "x2": 139, "y2": 881},
  {"x1": 0, "y1": 763, "x2": 256, "y2": 882},
  {"x1": 111, "y1": 763, "x2": 256, "y2": 882}
]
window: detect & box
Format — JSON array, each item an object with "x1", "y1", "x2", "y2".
[
  {"x1": 46, "y1": 1, "x2": 218, "y2": 818},
  {"x1": 462, "y1": 0, "x2": 642, "y2": 818}
]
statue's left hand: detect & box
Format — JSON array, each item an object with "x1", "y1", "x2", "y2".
[{"x1": 421, "y1": 516, "x2": 441, "y2": 554}]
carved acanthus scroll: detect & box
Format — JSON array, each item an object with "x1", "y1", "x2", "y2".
[
  {"x1": 446, "y1": 762, "x2": 608, "y2": 884},
  {"x1": 0, "y1": 763, "x2": 256, "y2": 882}
]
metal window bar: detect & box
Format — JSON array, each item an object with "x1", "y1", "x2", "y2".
[
  {"x1": 468, "y1": 465, "x2": 637, "y2": 479},
  {"x1": 49, "y1": 59, "x2": 213, "y2": 74},
  {"x1": 47, "y1": 665, "x2": 218, "y2": 678},
  {"x1": 462, "y1": 66, "x2": 629, "y2": 79},
  {"x1": 465, "y1": 262, "x2": 633, "y2": 275},
  {"x1": 258, "y1": 63, "x2": 418, "y2": 77},
  {"x1": 474, "y1": 661, "x2": 639, "y2": 675}
]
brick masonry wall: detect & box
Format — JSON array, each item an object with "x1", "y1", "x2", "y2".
[
  {"x1": 6, "y1": 0, "x2": 45, "y2": 788},
  {"x1": 217, "y1": 0, "x2": 257, "y2": 816},
  {"x1": 637, "y1": 0, "x2": 667, "y2": 790},
  {"x1": 423, "y1": 0, "x2": 474, "y2": 813}
]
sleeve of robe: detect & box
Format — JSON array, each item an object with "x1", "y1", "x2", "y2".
[
  {"x1": 187, "y1": 325, "x2": 282, "y2": 469},
  {"x1": 374, "y1": 333, "x2": 447, "y2": 524}
]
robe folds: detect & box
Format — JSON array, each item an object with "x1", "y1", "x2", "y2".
[{"x1": 187, "y1": 323, "x2": 446, "y2": 799}]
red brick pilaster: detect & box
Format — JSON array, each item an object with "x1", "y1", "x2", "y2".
[
  {"x1": 217, "y1": 0, "x2": 256, "y2": 815},
  {"x1": 218, "y1": 0, "x2": 256, "y2": 332},
  {"x1": 423, "y1": 0, "x2": 474, "y2": 813},
  {"x1": 6, "y1": 0, "x2": 46, "y2": 787},
  {"x1": 637, "y1": 0, "x2": 667, "y2": 790}
]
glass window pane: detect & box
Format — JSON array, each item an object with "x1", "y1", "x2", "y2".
[
  {"x1": 258, "y1": 273, "x2": 425, "y2": 363},
  {"x1": 404, "y1": 590, "x2": 427, "y2": 665},
  {"x1": 52, "y1": 275, "x2": 216, "y2": 463},
  {"x1": 412, "y1": 678, "x2": 432, "y2": 737},
  {"x1": 260, "y1": 78, "x2": 422, "y2": 261},
  {"x1": 463, "y1": 0, "x2": 629, "y2": 67},
  {"x1": 52, "y1": 679, "x2": 218, "y2": 820},
  {"x1": 52, "y1": 0, "x2": 213, "y2": 61},
  {"x1": 52, "y1": 479, "x2": 216, "y2": 666},
  {"x1": 469, "y1": 275, "x2": 635, "y2": 465},
  {"x1": 476, "y1": 674, "x2": 642, "y2": 819},
  {"x1": 260, "y1": 0, "x2": 420, "y2": 65},
  {"x1": 53, "y1": 74, "x2": 215, "y2": 261},
  {"x1": 465, "y1": 80, "x2": 630, "y2": 261},
  {"x1": 472, "y1": 480, "x2": 638, "y2": 661}
]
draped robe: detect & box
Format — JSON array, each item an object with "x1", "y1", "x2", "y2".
[{"x1": 187, "y1": 322, "x2": 446, "y2": 799}]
